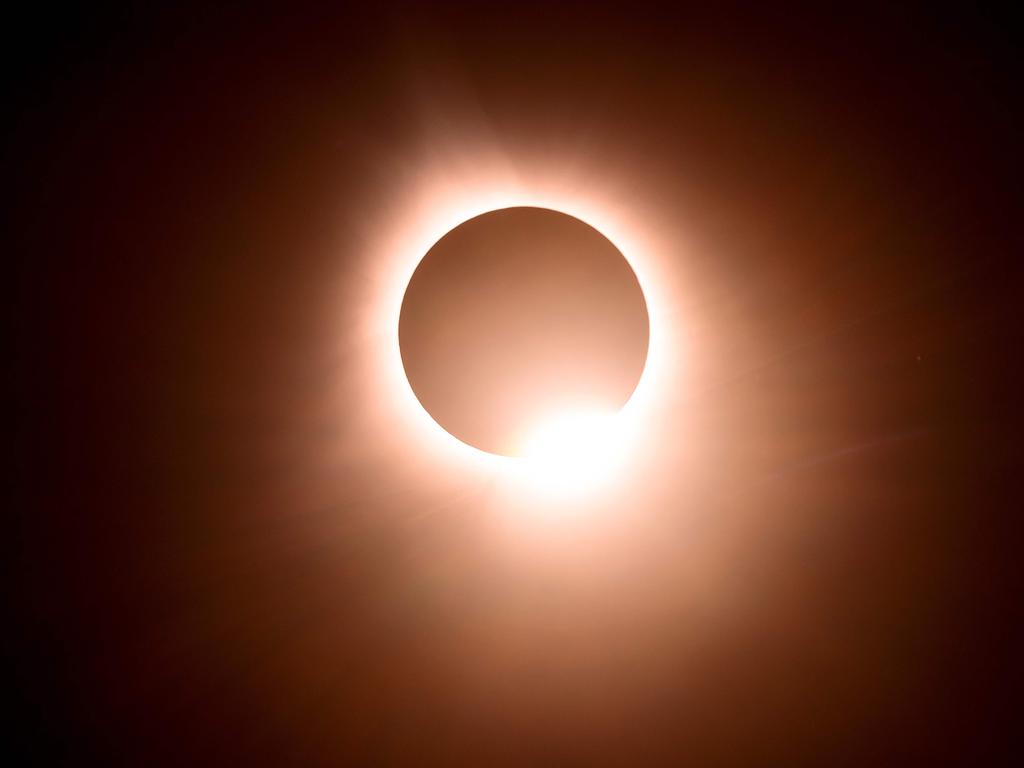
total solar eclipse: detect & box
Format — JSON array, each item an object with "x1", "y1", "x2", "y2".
[{"x1": 399, "y1": 207, "x2": 650, "y2": 456}]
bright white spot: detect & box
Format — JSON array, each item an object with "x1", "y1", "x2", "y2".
[{"x1": 515, "y1": 409, "x2": 627, "y2": 498}]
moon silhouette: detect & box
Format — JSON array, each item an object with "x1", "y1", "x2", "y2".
[{"x1": 399, "y1": 207, "x2": 650, "y2": 456}]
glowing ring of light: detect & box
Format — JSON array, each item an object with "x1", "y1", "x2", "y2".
[{"x1": 351, "y1": 154, "x2": 681, "y2": 500}]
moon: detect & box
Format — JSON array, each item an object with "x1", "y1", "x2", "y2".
[{"x1": 399, "y1": 207, "x2": 650, "y2": 457}]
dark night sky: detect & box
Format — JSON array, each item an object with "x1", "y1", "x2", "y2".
[{"x1": 9, "y1": 3, "x2": 1022, "y2": 765}]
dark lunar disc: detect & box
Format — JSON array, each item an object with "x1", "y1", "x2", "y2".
[{"x1": 399, "y1": 207, "x2": 649, "y2": 456}]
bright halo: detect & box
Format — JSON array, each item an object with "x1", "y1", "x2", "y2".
[{"x1": 347, "y1": 145, "x2": 682, "y2": 501}]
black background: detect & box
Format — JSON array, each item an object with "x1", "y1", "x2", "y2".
[{"x1": 9, "y1": 3, "x2": 1021, "y2": 765}]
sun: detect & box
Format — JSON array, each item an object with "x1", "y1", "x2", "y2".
[{"x1": 346, "y1": 146, "x2": 682, "y2": 502}]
